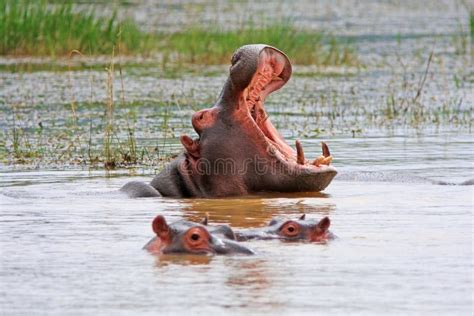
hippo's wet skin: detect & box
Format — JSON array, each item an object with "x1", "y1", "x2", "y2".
[
  {"x1": 144, "y1": 215, "x2": 255, "y2": 255},
  {"x1": 121, "y1": 44, "x2": 336, "y2": 198},
  {"x1": 235, "y1": 214, "x2": 336, "y2": 242}
]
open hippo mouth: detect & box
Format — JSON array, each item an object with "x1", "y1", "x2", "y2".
[
  {"x1": 139, "y1": 44, "x2": 338, "y2": 197},
  {"x1": 231, "y1": 45, "x2": 335, "y2": 177}
]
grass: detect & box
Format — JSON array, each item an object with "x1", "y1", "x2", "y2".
[
  {"x1": 0, "y1": 0, "x2": 151, "y2": 56},
  {"x1": 162, "y1": 24, "x2": 358, "y2": 66},
  {"x1": 3, "y1": 99, "x2": 181, "y2": 167},
  {"x1": 0, "y1": 0, "x2": 358, "y2": 66}
]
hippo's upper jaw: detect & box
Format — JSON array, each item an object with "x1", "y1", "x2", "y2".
[{"x1": 229, "y1": 45, "x2": 337, "y2": 187}]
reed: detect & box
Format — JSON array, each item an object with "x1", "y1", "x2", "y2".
[
  {"x1": 163, "y1": 23, "x2": 359, "y2": 66},
  {"x1": 0, "y1": 0, "x2": 151, "y2": 56}
]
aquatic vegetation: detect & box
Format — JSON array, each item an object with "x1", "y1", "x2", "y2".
[
  {"x1": 163, "y1": 23, "x2": 359, "y2": 66},
  {"x1": 0, "y1": 0, "x2": 358, "y2": 67},
  {"x1": 0, "y1": 0, "x2": 151, "y2": 56},
  {"x1": 2, "y1": 99, "x2": 178, "y2": 167}
]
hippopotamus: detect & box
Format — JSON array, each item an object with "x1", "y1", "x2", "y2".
[
  {"x1": 234, "y1": 214, "x2": 335, "y2": 242},
  {"x1": 121, "y1": 44, "x2": 336, "y2": 198},
  {"x1": 144, "y1": 215, "x2": 255, "y2": 255}
]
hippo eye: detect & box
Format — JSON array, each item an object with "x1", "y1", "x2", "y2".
[
  {"x1": 185, "y1": 227, "x2": 211, "y2": 252},
  {"x1": 281, "y1": 222, "x2": 300, "y2": 237}
]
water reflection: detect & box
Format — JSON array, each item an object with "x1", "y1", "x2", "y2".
[
  {"x1": 223, "y1": 258, "x2": 275, "y2": 307},
  {"x1": 178, "y1": 193, "x2": 335, "y2": 228},
  {"x1": 154, "y1": 254, "x2": 213, "y2": 267}
]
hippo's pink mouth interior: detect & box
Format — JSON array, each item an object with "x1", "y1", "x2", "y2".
[{"x1": 239, "y1": 49, "x2": 333, "y2": 170}]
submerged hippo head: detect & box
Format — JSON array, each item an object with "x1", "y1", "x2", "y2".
[
  {"x1": 143, "y1": 215, "x2": 254, "y2": 255},
  {"x1": 176, "y1": 44, "x2": 336, "y2": 197},
  {"x1": 123, "y1": 44, "x2": 336, "y2": 198},
  {"x1": 235, "y1": 214, "x2": 335, "y2": 242}
]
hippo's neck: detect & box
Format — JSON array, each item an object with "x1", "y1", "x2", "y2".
[{"x1": 150, "y1": 155, "x2": 204, "y2": 197}]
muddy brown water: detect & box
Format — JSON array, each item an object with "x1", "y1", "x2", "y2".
[{"x1": 1, "y1": 132, "x2": 472, "y2": 315}]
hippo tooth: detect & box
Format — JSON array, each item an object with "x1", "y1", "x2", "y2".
[
  {"x1": 323, "y1": 156, "x2": 333, "y2": 165},
  {"x1": 312, "y1": 155, "x2": 325, "y2": 167},
  {"x1": 261, "y1": 69, "x2": 272, "y2": 81},
  {"x1": 255, "y1": 80, "x2": 265, "y2": 90},
  {"x1": 250, "y1": 91, "x2": 259, "y2": 100},
  {"x1": 246, "y1": 67, "x2": 274, "y2": 109},
  {"x1": 295, "y1": 140, "x2": 305, "y2": 165},
  {"x1": 321, "y1": 142, "x2": 330, "y2": 157},
  {"x1": 312, "y1": 155, "x2": 332, "y2": 166}
]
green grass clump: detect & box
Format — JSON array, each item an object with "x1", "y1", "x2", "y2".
[
  {"x1": 0, "y1": 0, "x2": 151, "y2": 56},
  {"x1": 164, "y1": 24, "x2": 358, "y2": 66}
]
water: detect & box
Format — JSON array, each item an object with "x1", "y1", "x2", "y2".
[{"x1": 1, "y1": 132, "x2": 472, "y2": 315}]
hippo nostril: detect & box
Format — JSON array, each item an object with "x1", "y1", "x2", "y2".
[
  {"x1": 191, "y1": 233, "x2": 200, "y2": 241},
  {"x1": 199, "y1": 112, "x2": 204, "y2": 120}
]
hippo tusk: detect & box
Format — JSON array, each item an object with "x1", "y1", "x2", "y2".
[
  {"x1": 321, "y1": 142, "x2": 330, "y2": 157},
  {"x1": 313, "y1": 142, "x2": 333, "y2": 166},
  {"x1": 295, "y1": 140, "x2": 305, "y2": 165}
]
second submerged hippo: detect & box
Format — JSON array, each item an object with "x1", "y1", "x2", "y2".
[
  {"x1": 144, "y1": 215, "x2": 254, "y2": 255},
  {"x1": 235, "y1": 214, "x2": 335, "y2": 242}
]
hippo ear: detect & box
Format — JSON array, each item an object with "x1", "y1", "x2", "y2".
[
  {"x1": 316, "y1": 217, "x2": 330, "y2": 232},
  {"x1": 310, "y1": 217, "x2": 331, "y2": 242},
  {"x1": 299, "y1": 214, "x2": 306, "y2": 220},
  {"x1": 152, "y1": 215, "x2": 169, "y2": 239},
  {"x1": 201, "y1": 214, "x2": 209, "y2": 226},
  {"x1": 180, "y1": 135, "x2": 200, "y2": 158}
]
